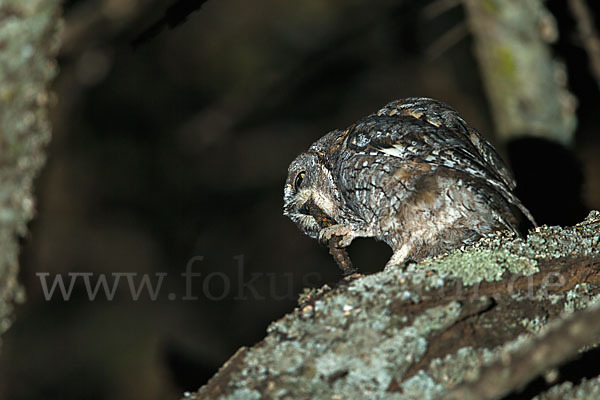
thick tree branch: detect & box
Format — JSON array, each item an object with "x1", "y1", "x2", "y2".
[
  {"x1": 185, "y1": 211, "x2": 600, "y2": 399},
  {"x1": 447, "y1": 301, "x2": 600, "y2": 400}
]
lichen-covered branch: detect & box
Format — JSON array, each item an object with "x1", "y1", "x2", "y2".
[
  {"x1": 447, "y1": 301, "x2": 600, "y2": 400},
  {"x1": 0, "y1": 0, "x2": 62, "y2": 348},
  {"x1": 462, "y1": 0, "x2": 577, "y2": 145},
  {"x1": 186, "y1": 211, "x2": 600, "y2": 399}
]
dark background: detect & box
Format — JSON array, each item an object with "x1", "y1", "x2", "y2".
[{"x1": 0, "y1": 1, "x2": 599, "y2": 399}]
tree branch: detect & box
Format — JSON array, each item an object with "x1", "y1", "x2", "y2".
[
  {"x1": 0, "y1": 0, "x2": 62, "y2": 350},
  {"x1": 568, "y1": 0, "x2": 600, "y2": 92},
  {"x1": 185, "y1": 211, "x2": 600, "y2": 399},
  {"x1": 462, "y1": 0, "x2": 577, "y2": 145},
  {"x1": 447, "y1": 301, "x2": 600, "y2": 400}
]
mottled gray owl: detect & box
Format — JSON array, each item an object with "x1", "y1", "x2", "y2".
[{"x1": 283, "y1": 97, "x2": 536, "y2": 268}]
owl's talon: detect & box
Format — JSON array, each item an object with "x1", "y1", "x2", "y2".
[{"x1": 318, "y1": 224, "x2": 354, "y2": 248}]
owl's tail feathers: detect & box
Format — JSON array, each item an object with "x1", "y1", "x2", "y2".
[
  {"x1": 488, "y1": 179, "x2": 538, "y2": 229},
  {"x1": 517, "y1": 202, "x2": 537, "y2": 227},
  {"x1": 507, "y1": 191, "x2": 538, "y2": 229}
]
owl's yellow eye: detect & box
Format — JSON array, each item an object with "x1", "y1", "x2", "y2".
[{"x1": 294, "y1": 172, "x2": 305, "y2": 191}]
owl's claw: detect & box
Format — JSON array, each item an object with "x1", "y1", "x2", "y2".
[{"x1": 318, "y1": 224, "x2": 355, "y2": 248}]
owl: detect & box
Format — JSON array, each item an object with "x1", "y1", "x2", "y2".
[{"x1": 283, "y1": 97, "x2": 536, "y2": 269}]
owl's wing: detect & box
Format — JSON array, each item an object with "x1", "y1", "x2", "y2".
[
  {"x1": 344, "y1": 99, "x2": 536, "y2": 225},
  {"x1": 345, "y1": 115, "x2": 505, "y2": 184},
  {"x1": 358, "y1": 98, "x2": 515, "y2": 186}
]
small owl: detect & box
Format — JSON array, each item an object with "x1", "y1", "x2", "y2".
[{"x1": 283, "y1": 97, "x2": 535, "y2": 269}]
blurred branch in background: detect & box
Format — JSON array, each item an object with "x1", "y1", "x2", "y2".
[
  {"x1": 0, "y1": 0, "x2": 62, "y2": 350},
  {"x1": 462, "y1": 0, "x2": 577, "y2": 146},
  {"x1": 61, "y1": 0, "x2": 152, "y2": 56},
  {"x1": 132, "y1": 0, "x2": 210, "y2": 48},
  {"x1": 422, "y1": 0, "x2": 469, "y2": 60},
  {"x1": 568, "y1": 0, "x2": 600, "y2": 92}
]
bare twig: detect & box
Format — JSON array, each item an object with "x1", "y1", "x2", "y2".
[
  {"x1": 422, "y1": 0, "x2": 461, "y2": 20},
  {"x1": 568, "y1": 0, "x2": 600, "y2": 91},
  {"x1": 446, "y1": 301, "x2": 600, "y2": 400},
  {"x1": 425, "y1": 22, "x2": 469, "y2": 60},
  {"x1": 132, "y1": 0, "x2": 211, "y2": 48},
  {"x1": 328, "y1": 241, "x2": 357, "y2": 276}
]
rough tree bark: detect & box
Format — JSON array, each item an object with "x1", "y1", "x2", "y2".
[
  {"x1": 462, "y1": 0, "x2": 577, "y2": 146},
  {"x1": 186, "y1": 211, "x2": 600, "y2": 399},
  {"x1": 0, "y1": 0, "x2": 62, "y2": 350}
]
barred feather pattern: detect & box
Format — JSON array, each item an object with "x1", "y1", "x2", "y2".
[{"x1": 283, "y1": 98, "x2": 536, "y2": 267}]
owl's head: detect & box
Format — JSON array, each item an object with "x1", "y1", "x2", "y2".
[{"x1": 283, "y1": 150, "x2": 343, "y2": 240}]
